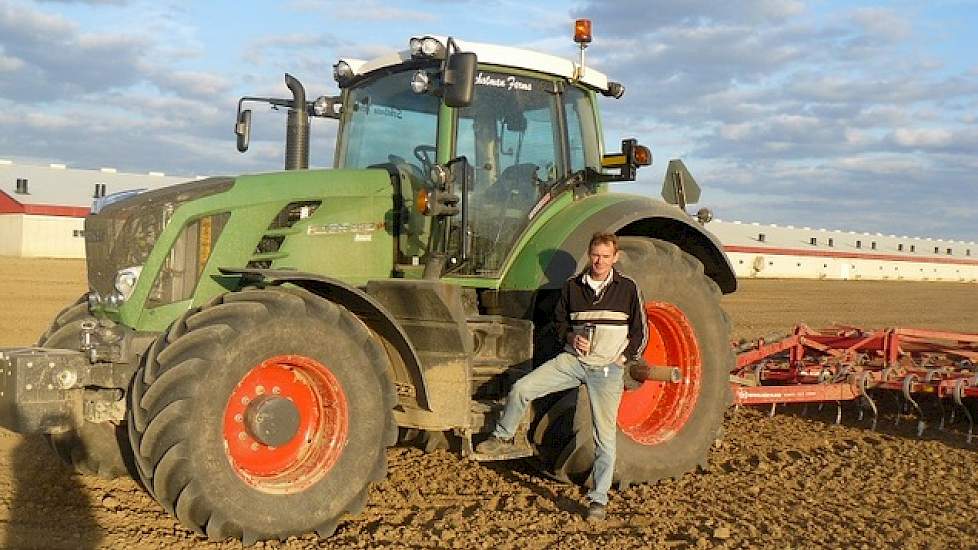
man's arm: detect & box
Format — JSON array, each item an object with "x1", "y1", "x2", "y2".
[{"x1": 623, "y1": 280, "x2": 647, "y2": 359}]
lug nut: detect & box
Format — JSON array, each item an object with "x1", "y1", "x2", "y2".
[
  {"x1": 234, "y1": 414, "x2": 243, "y2": 423},
  {"x1": 238, "y1": 432, "x2": 247, "y2": 441},
  {"x1": 272, "y1": 386, "x2": 281, "y2": 395},
  {"x1": 255, "y1": 385, "x2": 265, "y2": 395}
]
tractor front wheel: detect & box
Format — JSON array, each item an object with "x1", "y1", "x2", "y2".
[{"x1": 127, "y1": 286, "x2": 396, "y2": 544}]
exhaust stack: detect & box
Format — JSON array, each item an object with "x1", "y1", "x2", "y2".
[{"x1": 284, "y1": 74, "x2": 309, "y2": 171}]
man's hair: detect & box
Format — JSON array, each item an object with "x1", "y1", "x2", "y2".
[{"x1": 588, "y1": 231, "x2": 619, "y2": 252}]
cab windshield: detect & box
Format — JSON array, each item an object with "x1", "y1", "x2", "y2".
[{"x1": 336, "y1": 69, "x2": 440, "y2": 171}]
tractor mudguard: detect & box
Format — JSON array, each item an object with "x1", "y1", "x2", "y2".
[
  {"x1": 218, "y1": 268, "x2": 430, "y2": 410},
  {"x1": 501, "y1": 194, "x2": 736, "y2": 294}
]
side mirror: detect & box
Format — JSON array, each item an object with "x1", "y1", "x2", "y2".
[
  {"x1": 235, "y1": 109, "x2": 252, "y2": 153},
  {"x1": 443, "y1": 52, "x2": 477, "y2": 108}
]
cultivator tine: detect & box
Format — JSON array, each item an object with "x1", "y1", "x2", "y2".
[
  {"x1": 769, "y1": 402, "x2": 777, "y2": 417},
  {"x1": 953, "y1": 379, "x2": 974, "y2": 444},
  {"x1": 900, "y1": 375, "x2": 926, "y2": 437},
  {"x1": 801, "y1": 403, "x2": 809, "y2": 417},
  {"x1": 856, "y1": 373, "x2": 878, "y2": 432},
  {"x1": 835, "y1": 402, "x2": 842, "y2": 425}
]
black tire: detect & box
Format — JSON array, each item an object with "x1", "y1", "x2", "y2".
[
  {"x1": 533, "y1": 237, "x2": 733, "y2": 486},
  {"x1": 37, "y1": 294, "x2": 134, "y2": 479},
  {"x1": 127, "y1": 286, "x2": 397, "y2": 544},
  {"x1": 47, "y1": 422, "x2": 133, "y2": 479}
]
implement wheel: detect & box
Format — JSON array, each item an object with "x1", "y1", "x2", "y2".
[
  {"x1": 534, "y1": 237, "x2": 732, "y2": 485},
  {"x1": 127, "y1": 286, "x2": 396, "y2": 544},
  {"x1": 38, "y1": 294, "x2": 133, "y2": 479}
]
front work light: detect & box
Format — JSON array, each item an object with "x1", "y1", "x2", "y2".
[
  {"x1": 333, "y1": 60, "x2": 354, "y2": 85},
  {"x1": 410, "y1": 71, "x2": 431, "y2": 94},
  {"x1": 410, "y1": 36, "x2": 445, "y2": 59}
]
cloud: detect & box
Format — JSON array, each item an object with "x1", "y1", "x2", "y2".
[
  {"x1": 0, "y1": 3, "x2": 145, "y2": 101},
  {"x1": 574, "y1": 0, "x2": 805, "y2": 33},
  {"x1": 288, "y1": 0, "x2": 437, "y2": 22},
  {"x1": 849, "y1": 7, "x2": 912, "y2": 42},
  {"x1": 35, "y1": 0, "x2": 127, "y2": 4},
  {"x1": 890, "y1": 128, "x2": 954, "y2": 149}
]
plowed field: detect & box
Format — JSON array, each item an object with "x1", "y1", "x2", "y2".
[{"x1": 1, "y1": 257, "x2": 977, "y2": 549}]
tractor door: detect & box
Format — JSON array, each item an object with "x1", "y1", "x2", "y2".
[{"x1": 455, "y1": 71, "x2": 569, "y2": 275}]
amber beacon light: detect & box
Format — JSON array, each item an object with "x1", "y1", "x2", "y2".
[{"x1": 574, "y1": 19, "x2": 593, "y2": 44}]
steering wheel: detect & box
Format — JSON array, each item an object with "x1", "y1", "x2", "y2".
[{"x1": 413, "y1": 145, "x2": 437, "y2": 176}]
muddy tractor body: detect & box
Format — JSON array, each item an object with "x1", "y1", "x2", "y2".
[{"x1": 0, "y1": 32, "x2": 736, "y2": 543}]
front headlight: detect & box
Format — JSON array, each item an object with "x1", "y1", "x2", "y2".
[{"x1": 114, "y1": 266, "x2": 143, "y2": 301}]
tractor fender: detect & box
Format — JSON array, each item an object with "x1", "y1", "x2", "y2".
[
  {"x1": 218, "y1": 268, "x2": 430, "y2": 410},
  {"x1": 503, "y1": 195, "x2": 736, "y2": 294}
]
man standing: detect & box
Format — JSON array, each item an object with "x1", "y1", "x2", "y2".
[{"x1": 476, "y1": 232, "x2": 647, "y2": 521}]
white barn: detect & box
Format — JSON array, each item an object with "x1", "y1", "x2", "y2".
[{"x1": 711, "y1": 220, "x2": 978, "y2": 283}]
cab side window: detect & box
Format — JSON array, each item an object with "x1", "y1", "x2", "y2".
[{"x1": 562, "y1": 86, "x2": 598, "y2": 173}]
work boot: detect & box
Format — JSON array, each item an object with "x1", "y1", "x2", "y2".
[
  {"x1": 586, "y1": 501, "x2": 607, "y2": 522},
  {"x1": 475, "y1": 435, "x2": 516, "y2": 455}
]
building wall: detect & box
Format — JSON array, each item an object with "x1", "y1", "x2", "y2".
[
  {"x1": 711, "y1": 220, "x2": 978, "y2": 283},
  {"x1": 0, "y1": 215, "x2": 24, "y2": 256},
  {"x1": 726, "y1": 251, "x2": 978, "y2": 283},
  {"x1": 19, "y1": 215, "x2": 85, "y2": 258}
]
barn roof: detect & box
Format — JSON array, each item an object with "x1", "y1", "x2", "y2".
[{"x1": 0, "y1": 160, "x2": 190, "y2": 217}]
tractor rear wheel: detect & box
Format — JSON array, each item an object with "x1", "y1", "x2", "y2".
[
  {"x1": 38, "y1": 294, "x2": 133, "y2": 479},
  {"x1": 534, "y1": 237, "x2": 732, "y2": 486},
  {"x1": 127, "y1": 286, "x2": 396, "y2": 544}
]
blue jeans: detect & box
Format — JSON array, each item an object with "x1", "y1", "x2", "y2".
[{"x1": 494, "y1": 352, "x2": 624, "y2": 505}]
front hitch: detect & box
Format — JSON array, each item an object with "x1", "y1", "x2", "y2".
[{"x1": 0, "y1": 348, "x2": 90, "y2": 433}]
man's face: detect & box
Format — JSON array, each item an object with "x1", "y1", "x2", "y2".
[{"x1": 588, "y1": 242, "x2": 619, "y2": 280}]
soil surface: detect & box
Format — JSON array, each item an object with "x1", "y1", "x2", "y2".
[{"x1": 1, "y1": 258, "x2": 977, "y2": 549}]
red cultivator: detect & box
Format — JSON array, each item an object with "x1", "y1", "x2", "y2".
[{"x1": 731, "y1": 325, "x2": 978, "y2": 439}]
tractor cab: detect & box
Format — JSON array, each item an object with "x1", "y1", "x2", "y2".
[{"x1": 334, "y1": 51, "x2": 604, "y2": 275}]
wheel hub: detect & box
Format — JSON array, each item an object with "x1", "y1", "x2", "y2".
[
  {"x1": 618, "y1": 301, "x2": 702, "y2": 446},
  {"x1": 244, "y1": 396, "x2": 301, "y2": 447},
  {"x1": 222, "y1": 355, "x2": 349, "y2": 494}
]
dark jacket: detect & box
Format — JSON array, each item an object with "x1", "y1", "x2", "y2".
[{"x1": 554, "y1": 268, "x2": 647, "y2": 366}]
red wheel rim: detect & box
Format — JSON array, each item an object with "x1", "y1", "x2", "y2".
[
  {"x1": 222, "y1": 354, "x2": 348, "y2": 493},
  {"x1": 618, "y1": 302, "x2": 701, "y2": 445}
]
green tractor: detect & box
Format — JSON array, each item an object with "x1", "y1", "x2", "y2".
[{"x1": 0, "y1": 28, "x2": 736, "y2": 543}]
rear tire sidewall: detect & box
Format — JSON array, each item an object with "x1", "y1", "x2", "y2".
[{"x1": 187, "y1": 312, "x2": 388, "y2": 534}]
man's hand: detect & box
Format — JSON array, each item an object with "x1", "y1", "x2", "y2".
[{"x1": 568, "y1": 332, "x2": 590, "y2": 355}]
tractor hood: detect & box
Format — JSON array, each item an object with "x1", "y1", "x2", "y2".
[{"x1": 89, "y1": 168, "x2": 397, "y2": 332}]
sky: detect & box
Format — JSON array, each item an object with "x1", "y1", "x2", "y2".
[{"x1": 0, "y1": 0, "x2": 976, "y2": 241}]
